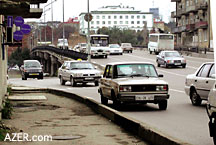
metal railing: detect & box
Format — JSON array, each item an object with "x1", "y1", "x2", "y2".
[{"x1": 32, "y1": 46, "x2": 88, "y2": 60}]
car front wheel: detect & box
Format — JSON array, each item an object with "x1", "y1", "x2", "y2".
[
  {"x1": 100, "y1": 91, "x2": 108, "y2": 105},
  {"x1": 60, "y1": 76, "x2": 65, "y2": 85},
  {"x1": 95, "y1": 81, "x2": 99, "y2": 86},
  {"x1": 70, "y1": 77, "x2": 76, "y2": 87},
  {"x1": 190, "y1": 89, "x2": 202, "y2": 106},
  {"x1": 158, "y1": 100, "x2": 167, "y2": 110},
  {"x1": 213, "y1": 120, "x2": 216, "y2": 145}
]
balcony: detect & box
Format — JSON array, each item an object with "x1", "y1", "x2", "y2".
[
  {"x1": 186, "y1": 5, "x2": 196, "y2": 13},
  {"x1": 195, "y1": 21, "x2": 208, "y2": 29},
  {"x1": 196, "y1": 1, "x2": 208, "y2": 10},
  {"x1": 171, "y1": 27, "x2": 180, "y2": 34},
  {"x1": 186, "y1": 24, "x2": 195, "y2": 32},
  {"x1": 179, "y1": 25, "x2": 187, "y2": 32},
  {"x1": 171, "y1": 0, "x2": 181, "y2": 2}
]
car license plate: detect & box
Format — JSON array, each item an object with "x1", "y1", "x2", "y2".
[
  {"x1": 29, "y1": 73, "x2": 39, "y2": 76},
  {"x1": 174, "y1": 63, "x2": 181, "y2": 65},
  {"x1": 85, "y1": 77, "x2": 94, "y2": 80},
  {"x1": 135, "y1": 95, "x2": 154, "y2": 101}
]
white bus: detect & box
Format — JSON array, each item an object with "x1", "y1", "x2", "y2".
[
  {"x1": 148, "y1": 33, "x2": 174, "y2": 54},
  {"x1": 90, "y1": 34, "x2": 110, "y2": 58}
]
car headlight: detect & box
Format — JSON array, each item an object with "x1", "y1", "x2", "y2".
[
  {"x1": 156, "y1": 85, "x2": 168, "y2": 91},
  {"x1": 73, "y1": 73, "x2": 82, "y2": 77},
  {"x1": 167, "y1": 60, "x2": 174, "y2": 64},
  {"x1": 119, "y1": 86, "x2": 132, "y2": 92},
  {"x1": 95, "y1": 73, "x2": 101, "y2": 76}
]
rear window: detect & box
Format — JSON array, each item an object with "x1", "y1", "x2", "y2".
[
  {"x1": 159, "y1": 35, "x2": 173, "y2": 40},
  {"x1": 122, "y1": 43, "x2": 132, "y2": 47},
  {"x1": 24, "y1": 61, "x2": 41, "y2": 68}
]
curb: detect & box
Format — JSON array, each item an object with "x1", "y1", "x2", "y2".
[{"x1": 11, "y1": 87, "x2": 189, "y2": 145}]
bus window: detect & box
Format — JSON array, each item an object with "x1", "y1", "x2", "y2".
[{"x1": 159, "y1": 35, "x2": 173, "y2": 40}]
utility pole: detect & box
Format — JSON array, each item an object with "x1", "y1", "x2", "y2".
[
  {"x1": 63, "y1": 0, "x2": 65, "y2": 50},
  {"x1": 87, "y1": 0, "x2": 91, "y2": 61},
  {"x1": 51, "y1": 0, "x2": 54, "y2": 44}
]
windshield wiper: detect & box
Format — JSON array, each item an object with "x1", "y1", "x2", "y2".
[
  {"x1": 117, "y1": 74, "x2": 129, "y2": 77},
  {"x1": 129, "y1": 74, "x2": 149, "y2": 78},
  {"x1": 71, "y1": 68, "x2": 79, "y2": 70}
]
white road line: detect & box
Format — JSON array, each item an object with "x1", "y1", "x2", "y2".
[
  {"x1": 157, "y1": 69, "x2": 186, "y2": 77},
  {"x1": 169, "y1": 89, "x2": 185, "y2": 93}
]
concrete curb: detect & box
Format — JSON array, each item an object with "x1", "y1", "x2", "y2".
[{"x1": 11, "y1": 87, "x2": 189, "y2": 145}]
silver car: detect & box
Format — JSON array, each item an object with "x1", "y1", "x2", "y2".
[
  {"x1": 156, "y1": 51, "x2": 186, "y2": 68},
  {"x1": 109, "y1": 44, "x2": 123, "y2": 55},
  {"x1": 185, "y1": 62, "x2": 215, "y2": 105},
  {"x1": 98, "y1": 62, "x2": 169, "y2": 110},
  {"x1": 207, "y1": 82, "x2": 216, "y2": 144},
  {"x1": 58, "y1": 61, "x2": 102, "y2": 86},
  {"x1": 121, "y1": 43, "x2": 133, "y2": 53}
]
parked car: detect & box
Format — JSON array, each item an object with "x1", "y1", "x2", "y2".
[
  {"x1": 185, "y1": 62, "x2": 215, "y2": 105},
  {"x1": 207, "y1": 82, "x2": 216, "y2": 145},
  {"x1": 58, "y1": 60, "x2": 102, "y2": 86},
  {"x1": 109, "y1": 44, "x2": 123, "y2": 55},
  {"x1": 156, "y1": 51, "x2": 186, "y2": 68},
  {"x1": 121, "y1": 43, "x2": 133, "y2": 53},
  {"x1": 20, "y1": 60, "x2": 43, "y2": 80},
  {"x1": 98, "y1": 62, "x2": 169, "y2": 110}
]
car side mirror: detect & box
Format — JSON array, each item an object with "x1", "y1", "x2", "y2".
[{"x1": 158, "y1": 74, "x2": 164, "y2": 77}]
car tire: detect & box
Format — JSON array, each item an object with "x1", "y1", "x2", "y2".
[
  {"x1": 22, "y1": 75, "x2": 27, "y2": 80},
  {"x1": 70, "y1": 77, "x2": 76, "y2": 87},
  {"x1": 213, "y1": 120, "x2": 216, "y2": 145},
  {"x1": 158, "y1": 100, "x2": 167, "y2": 110},
  {"x1": 112, "y1": 91, "x2": 121, "y2": 110},
  {"x1": 60, "y1": 76, "x2": 65, "y2": 85},
  {"x1": 165, "y1": 62, "x2": 168, "y2": 68},
  {"x1": 100, "y1": 91, "x2": 108, "y2": 105},
  {"x1": 120, "y1": 53, "x2": 123, "y2": 55},
  {"x1": 95, "y1": 81, "x2": 99, "y2": 86},
  {"x1": 104, "y1": 55, "x2": 107, "y2": 58},
  {"x1": 130, "y1": 50, "x2": 133, "y2": 53},
  {"x1": 190, "y1": 89, "x2": 202, "y2": 106},
  {"x1": 182, "y1": 64, "x2": 186, "y2": 68},
  {"x1": 156, "y1": 60, "x2": 160, "y2": 67}
]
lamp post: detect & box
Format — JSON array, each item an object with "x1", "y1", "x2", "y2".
[
  {"x1": 62, "y1": 0, "x2": 65, "y2": 50},
  {"x1": 43, "y1": 8, "x2": 51, "y2": 42},
  {"x1": 87, "y1": 0, "x2": 91, "y2": 61}
]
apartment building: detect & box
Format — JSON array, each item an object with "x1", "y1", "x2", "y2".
[
  {"x1": 79, "y1": 5, "x2": 153, "y2": 35},
  {"x1": 171, "y1": 0, "x2": 213, "y2": 51}
]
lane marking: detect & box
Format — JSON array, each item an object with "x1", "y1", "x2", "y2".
[{"x1": 169, "y1": 89, "x2": 185, "y2": 94}]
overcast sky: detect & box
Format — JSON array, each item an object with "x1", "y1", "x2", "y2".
[{"x1": 26, "y1": 0, "x2": 176, "y2": 23}]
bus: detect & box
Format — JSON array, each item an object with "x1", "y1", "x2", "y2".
[
  {"x1": 148, "y1": 33, "x2": 174, "y2": 54},
  {"x1": 90, "y1": 34, "x2": 110, "y2": 58}
]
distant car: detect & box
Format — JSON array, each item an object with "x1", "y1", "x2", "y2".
[
  {"x1": 156, "y1": 51, "x2": 186, "y2": 68},
  {"x1": 57, "y1": 38, "x2": 69, "y2": 49},
  {"x1": 185, "y1": 62, "x2": 215, "y2": 105},
  {"x1": 58, "y1": 60, "x2": 102, "y2": 86},
  {"x1": 78, "y1": 43, "x2": 87, "y2": 53},
  {"x1": 109, "y1": 44, "x2": 123, "y2": 55},
  {"x1": 98, "y1": 62, "x2": 169, "y2": 110},
  {"x1": 20, "y1": 60, "x2": 43, "y2": 80},
  {"x1": 121, "y1": 43, "x2": 133, "y2": 53},
  {"x1": 207, "y1": 82, "x2": 216, "y2": 144}
]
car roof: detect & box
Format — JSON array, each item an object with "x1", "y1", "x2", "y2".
[
  {"x1": 106, "y1": 62, "x2": 154, "y2": 66},
  {"x1": 161, "y1": 50, "x2": 179, "y2": 53},
  {"x1": 24, "y1": 60, "x2": 40, "y2": 63},
  {"x1": 63, "y1": 60, "x2": 90, "y2": 63}
]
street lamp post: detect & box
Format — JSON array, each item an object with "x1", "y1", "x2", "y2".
[
  {"x1": 87, "y1": 0, "x2": 91, "y2": 61},
  {"x1": 62, "y1": 0, "x2": 65, "y2": 50}
]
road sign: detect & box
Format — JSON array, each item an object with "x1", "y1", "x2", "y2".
[
  {"x1": 84, "y1": 13, "x2": 93, "y2": 22},
  {"x1": 21, "y1": 24, "x2": 31, "y2": 34},
  {"x1": 13, "y1": 31, "x2": 23, "y2": 41},
  {"x1": 14, "y1": 16, "x2": 24, "y2": 26},
  {"x1": 7, "y1": 16, "x2": 13, "y2": 28}
]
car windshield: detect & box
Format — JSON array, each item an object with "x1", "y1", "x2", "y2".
[
  {"x1": 70, "y1": 62, "x2": 94, "y2": 70},
  {"x1": 110, "y1": 44, "x2": 120, "y2": 48},
  {"x1": 24, "y1": 61, "x2": 41, "y2": 68},
  {"x1": 165, "y1": 52, "x2": 181, "y2": 57},
  {"x1": 115, "y1": 64, "x2": 158, "y2": 78},
  {"x1": 80, "y1": 43, "x2": 86, "y2": 47}
]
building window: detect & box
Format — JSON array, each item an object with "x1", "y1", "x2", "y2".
[
  {"x1": 131, "y1": 15, "x2": 134, "y2": 19},
  {"x1": 102, "y1": 21, "x2": 105, "y2": 24},
  {"x1": 108, "y1": 21, "x2": 111, "y2": 24},
  {"x1": 137, "y1": 15, "x2": 140, "y2": 19},
  {"x1": 143, "y1": 15, "x2": 146, "y2": 19},
  {"x1": 114, "y1": 21, "x2": 117, "y2": 24},
  {"x1": 120, "y1": 16, "x2": 123, "y2": 19},
  {"x1": 91, "y1": 21, "x2": 94, "y2": 25},
  {"x1": 96, "y1": 16, "x2": 100, "y2": 19},
  {"x1": 137, "y1": 21, "x2": 140, "y2": 24},
  {"x1": 131, "y1": 21, "x2": 134, "y2": 24},
  {"x1": 97, "y1": 21, "x2": 100, "y2": 25},
  {"x1": 125, "y1": 21, "x2": 129, "y2": 24},
  {"x1": 108, "y1": 16, "x2": 111, "y2": 19},
  {"x1": 114, "y1": 16, "x2": 117, "y2": 19},
  {"x1": 91, "y1": 26, "x2": 94, "y2": 28},
  {"x1": 125, "y1": 15, "x2": 128, "y2": 19},
  {"x1": 120, "y1": 21, "x2": 123, "y2": 24},
  {"x1": 204, "y1": 30, "x2": 208, "y2": 41},
  {"x1": 102, "y1": 16, "x2": 105, "y2": 19}
]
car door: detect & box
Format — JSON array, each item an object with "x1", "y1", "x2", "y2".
[
  {"x1": 59, "y1": 62, "x2": 67, "y2": 79},
  {"x1": 64, "y1": 62, "x2": 71, "y2": 81},
  {"x1": 158, "y1": 52, "x2": 165, "y2": 65},
  {"x1": 205, "y1": 64, "x2": 215, "y2": 99},
  {"x1": 101, "y1": 65, "x2": 112, "y2": 98},
  {"x1": 195, "y1": 63, "x2": 213, "y2": 99}
]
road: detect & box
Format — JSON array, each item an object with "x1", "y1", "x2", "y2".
[{"x1": 9, "y1": 50, "x2": 214, "y2": 145}]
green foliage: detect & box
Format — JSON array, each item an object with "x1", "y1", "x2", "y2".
[
  {"x1": 2, "y1": 98, "x2": 13, "y2": 119},
  {"x1": 8, "y1": 47, "x2": 31, "y2": 67},
  {"x1": 0, "y1": 127, "x2": 7, "y2": 141},
  {"x1": 7, "y1": 85, "x2": 12, "y2": 96},
  {"x1": 97, "y1": 27, "x2": 146, "y2": 46}
]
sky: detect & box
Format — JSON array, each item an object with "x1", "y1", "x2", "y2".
[{"x1": 26, "y1": 0, "x2": 176, "y2": 23}]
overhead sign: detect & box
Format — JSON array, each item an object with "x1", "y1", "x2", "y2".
[
  {"x1": 7, "y1": 16, "x2": 13, "y2": 28},
  {"x1": 13, "y1": 31, "x2": 23, "y2": 41},
  {"x1": 21, "y1": 24, "x2": 31, "y2": 34},
  {"x1": 14, "y1": 16, "x2": 24, "y2": 26}
]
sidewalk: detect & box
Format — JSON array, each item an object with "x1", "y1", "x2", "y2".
[{"x1": 2, "y1": 91, "x2": 148, "y2": 145}]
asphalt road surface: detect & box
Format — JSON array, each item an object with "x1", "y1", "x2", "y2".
[{"x1": 9, "y1": 50, "x2": 214, "y2": 145}]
